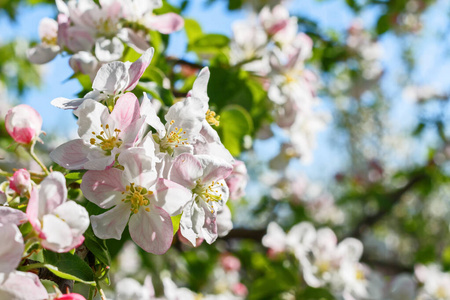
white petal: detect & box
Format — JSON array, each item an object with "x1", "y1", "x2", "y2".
[
  {"x1": 41, "y1": 214, "x2": 73, "y2": 251},
  {"x1": 0, "y1": 224, "x2": 24, "y2": 273},
  {"x1": 53, "y1": 201, "x2": 89, "y2": 236},
  {"x1": 91, "y1": 204, "x2": 130, "y2": 240},
  {"x1": 95, "y1": 37, "x2": 125, "y2": 63}
]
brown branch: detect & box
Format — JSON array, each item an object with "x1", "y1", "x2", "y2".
[
  {"x1": 166, "y1": 56, "x2": 205, "y2": 69},
  {"x1": 347, "y1": 173, "x2": 428, "y2": 239}
]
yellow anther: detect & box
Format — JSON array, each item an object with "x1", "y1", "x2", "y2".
[{"x1": 206, "y1": 109, "x2": 220, "y2": 126}]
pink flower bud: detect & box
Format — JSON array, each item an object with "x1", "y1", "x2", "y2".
[
  {"x1": 9, "y1": 169, "x2": 31, "y2": 196},
  {"x1": 5, "y1": 104, "x2": 42, "y2": 144},
  {"x1": 177, "y1": 230, "x2": 203, "y2": 247},
  {"x1": 220, "y1": 253, "x2": 241, "y2": 272},
  {"x1": 54, "y1": 293, "x2": 86, "y2": 300},
  {"x1": 232, "y1": 283, "x2": 248, "y2": 297}
]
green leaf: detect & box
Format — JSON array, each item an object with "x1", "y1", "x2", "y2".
[
  {"x1": 43, "y1": 250, "x2": 95, "y2": 285},
  {"x1": 171, "y1": 214, "x2": 182, "y2": 235},
  {"x1": 218, "y1": 105, "x2": 253, "y2": 156},
  {"x1": 376, "y1": 14, "x2": 390, "y2": 35},
  {"x1": 84, "y1": 228, "x2": 111, "y2": 266},
  {"x1": 65, "y1": 171, "x2": 85, "y2": 184},
  {"x1": 184, "y1": 19, "x2": 203, "y2": 44},
  {"x1": 188, "y1": 34, "x2": 230, "y2": 54}
]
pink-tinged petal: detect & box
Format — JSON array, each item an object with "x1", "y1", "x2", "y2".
[
  {"x1": 154, "y1": 178, "x2": 192, "y2": 216},
  {"x1": 92, "y1": 61, "x2": 128, "y2": 95},
  {"x1": 75, "y1": 99, "x2": 110, "y2": 140},
  {"x1": 179, "y1": 201, "x2": 205, "y2": 246},
  {"x1": 50, "y1": 139, "x2": 91, "y2": 170},
  {"x1": 81, "y1": 168, "x2": 126, "y2": 209},
  {"x1": 65, "y1": 27, "x2": 95, "y2": 53},
  {"x1": 125, "y1": 47, "x2": 154, "y2": 91},
  {"x1": 53, "y1": 201, "x2": 89, "y2": 236},
  {"x1": 91, "y1": 203, "x2": 130, "y2": 240},
  {"x1": 26, "y1": 188, "x2": 41, "y2": 233},
  {"x1": 0, "y1": 271, "x2": 48, "y2": 300},
  {"x1": 118, "y1": 28, "x2": 150, "y2": 54},
  {"x1": 27, "y1": 44, "x2": 59, "y2": 64},
  {"x1": 170, "y1": 153, "x2": 202, "y2": 189},
  {"x1": 58, "y1": 235, "x2": 85, "y2": 253},
  {"x1": 147, "y1": 13, "x2": 184, "y2": 34},
  {"x1": 118, "y1": 148, "x2": 157, "y2": 187},
  {"x1": 38, "y1": 17, "x2": 58, "y2": 42},
  {"x1": 0, "y1": 207, "x2": 27, "y2": 226},
  {"x1": 83, "y1": 155, "x2": 115, "y2": 171},
  {"x1": 216, "y1": 205, "x2": 232, "y2": 237},
  {"x1": 110, "y1": 93, "x2": 140, "y2": 130},
  {"x1": 199, "y1": 201, "x2": 217, "y2": 244},
  {"x1": 9, "y1": 169, "x2": 31, "y2": 196},
  {"x1": 38, "y1": 172, "x2": 67, "y2": 218},
  {"x1": 196, "y1": 155, "x2": 233, "y2": 184},
  {"x1": 0, "y1": 224, "x2": 24, "y2": 273},
  {"x1": 129, "y1": 205, "x2": 173, "y2": 254},
  {"x1": 40, "y1": 214, "x2": 73, "y2": 251},
  {"x1": 5, "y1": 104, "x2": 42, "y2": 144}
]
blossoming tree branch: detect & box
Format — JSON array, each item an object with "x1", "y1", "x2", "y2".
[{"x1": 0, "y1": 0, "x2": 448, "y2": 299}]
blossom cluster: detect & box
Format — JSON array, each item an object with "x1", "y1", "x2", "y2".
[
  {"x1": 28, "y1": 0, "x2": 183, "y2": 78},
  {"x1": 230, "y1": 4, "x2": 329, "y2": 162},
  {"x1": 49, "y1": 48, "x2": 239, "y2": 252}
]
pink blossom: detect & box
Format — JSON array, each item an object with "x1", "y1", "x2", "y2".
[
  {"x1": 220, "y1": 254, "x2": 241, "y2": 272},
  {"x1": 232, "y1": 283, "x2": 248, "y2": 297},
  {"x1": 9, "y1": 169, "x2": 32, "y2": 196},
  {"x1": 5, "y1": 104, "x2": 42, "y2": 145},
  {"x1": 225, "y1": 160, "x2": 248, "y2": 200},
  {"x1": 54, "y1": 293, "x2": 86, "y2": 300},
  {"x1": 26, "y1": 172, "x2": 89, "y2": 253},
  {"x1": 81, "y1": 149, "x2": 191, "y2": 254},
  {"x1": 50, "y1": 93, "x2": 149, "y2": 170},
  {"x1": 169, "y1": 153, "x2": 233, "y2": 246}
]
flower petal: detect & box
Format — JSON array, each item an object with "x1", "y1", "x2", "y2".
[
  {"x1": 179, "y1": 201, "x2": 205, "y2": 246},
  {"x1": 75, "y1": 99, "x2": 110, "y2": 140},
  {"x1": 154, "y1": 178, "x2": 192, "y2": 216},
  {"x1": 118, "y1": 148, "x2": 157, "y2": 188},
  {"x1": 0, "y1": 271, "x2": 48, "y2": 300},
  {"x1": 129, "y1": 205, "x2": 173, "y2": 254},
  {"x1": 0, "y1": 224, "x2": 24, "y2": 273},
  {"x1": 52, "y1": 201, "x2": 89, "y2": 236},
  {"x1": 0, "y1": 207, "x2": 27, "y2": 226},
  {"x1": 27, "y1": 44, "x2": 59, "y2": 64},
  {"x1": 50, "y1": 139, "x2": 91, "y2": 170},
  {"x1": 95, "y1": 37, "x2": 125, "y2": 63},
  {"x1": 110, "y1": 93, "x2": 140, "y2": 130},
  {"x1": 147, "y1": 13, "x2": 184, "y2": 34},
  {"x1": 41, "y1": 214, "x2": 73, "y2": 251},
  {"x1": 170, "y1": 153, "x2": 202, "y2": 189},
  {"x1": 125, "y1": 47, "x2": 154, "y2": 91},
  {"x1": 81, "y1": 168, "x2": 126, "y2": 209},
  {"x1": 196, "y1": 155, "x2": 233, "y2": 184},
  {"x1": 91, "y1": 203, "x2": 131, "y2": 240},
  {"x1": 38, "y1": 172, "x2": 67, "y2": 217},
  {"x1": 92, "y1": 60, "x2": 128, "y2": 95}
]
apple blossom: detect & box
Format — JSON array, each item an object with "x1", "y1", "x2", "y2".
[
  {"x1": 26, "y1": 172, "x2": 89, "y2": 253},
  {"x1": 27, "y1": 18, "x2": 60, "y2": 64},
  {"x1": 114, "y1": 276, "x2": 155, "y2": 300},
  {"x1": 9, "y1": 169, "x2": 32, "y2": 197},
  {"x1": 5, "y1": 104, "x2": 42, "y2": 145},
  {"x1": 225, "y1": 160, "x2": 248, "y2": 200},
  {"x1": 81, "y1": 148, "x2": 190, "y2": 254},
  {"x1": 53, "y1": 293, "x2": 86, "y2": 300},
  {"x1": 167, "y1": 153, "x2": 232, "y2": 246},
  {"x1": 51, "y1": 47, "x2": 154, "y2": 110},
  {"x1": 50, "y1": 93, "x2": 148, "y2": 170},
  {"x1": 262, "y1": 221, "x2": 315, "y2": 255}
]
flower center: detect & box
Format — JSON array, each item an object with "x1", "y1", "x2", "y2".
[
  {"x1": 158, "y1": 120, "x2": 189, "y2": 153},
  {"x1": 206, "y1": 109, "x2": 220, "y2": 126},
  {"x1": 121, "y1": 183, "x2": 153, "y2": 214},
  {"x1": 42, "y1": 35, "x2": 58, "y2": 46},
  {"x1": 90, "y1": 124, "x2": 122, "y2": 155},
  {"x1": 193, "y1": 180, "x2": 224, "y2": 214}
]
